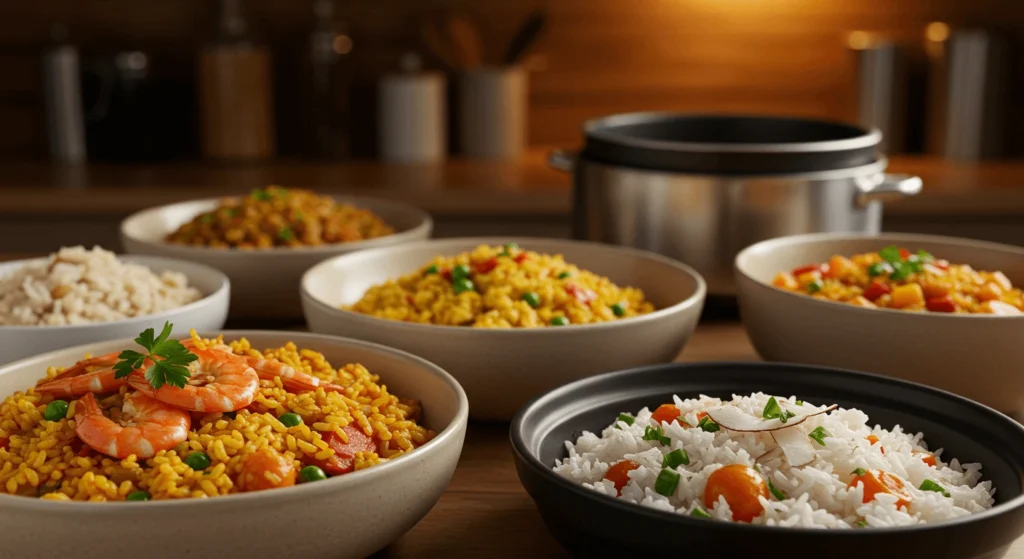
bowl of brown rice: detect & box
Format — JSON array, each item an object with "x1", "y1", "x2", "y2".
[
  {"x1": 301, "y1": 237, "x2": 706, "y2": 420},
  {"x1": 0, "y1": 246, "x2": 229, "y2": 365},
  {"x1": 120, "y1": 190, "x2": 432, "y2": 320},
  {"x1": 0, "y1": 330, "x2": 468, "y2": 559}
]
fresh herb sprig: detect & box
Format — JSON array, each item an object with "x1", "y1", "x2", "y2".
[
  {"x1": 762, "y1": 397, "x2": 796, "y2": 424},
  {"x1": 113, "y1": 322, "x2": 198, "y2": 390},
  {"x1": 878, "y1": 246, "x2": 934, "y2": 281},
  {"x1": 767, "y1": 477, "x2": 787, "y2": 500},
  {"x1": 696, "y1": 415, "x2": 720, "y2": 433},
  {"x1": 808, "y1": 426, "x2": 830, "y2": 446}
]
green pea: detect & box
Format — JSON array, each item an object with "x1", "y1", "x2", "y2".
[
  {"x1": 126, "y1": 491, "x2": 151, "y2": 501},
  {"x1": 504, "y1": 242, "x2": 519, "y2": 251},
  {"x1": 44, "y1": 400, "x2": 69, "y2": 422},
  {"x1": 522, "y1": 292, "x2": 541, "y2": 308},
  {"x1": 279, "y1": 412, "x2": 302, "y2": 427},
  {"x1": 550, "y1": 316, "x2": 570, "y2": 326},
  {"x1": 807, "y1": 280, "x2": 823, "y2": 294},
  {"x1": 184, "y1": 451, "x2": 211, "y2": 470},
  {"x1": 557, "y1": 271, "x2": 572, "y2": 279},
  {"x1": 451, "y1": 264, "x2": 471, "y2": 281},
  {"x1": 299, "y1": 465, "x2": 328, "y2": 483},
  {"x1": 424, "y1": 264, "x2": 439, "y2": 275},
  {"x1": 611, "y1": 302, "x2": 627, "y2": 317},
  {"x1": 453, "y1": 277, "x2": 475, "y2": 295}
]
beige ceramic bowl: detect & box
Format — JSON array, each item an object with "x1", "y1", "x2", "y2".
[
  {"x1": 301, "y1": 237, "x2": 706, "y2": 420},
  {"x1": 121, "y1": 196, "x2": 433, "y2": 320},
  {"x1": 736, "y1": 232, "x2": 1024, "y2": 415},
  {"x1": 0, "y1": 331, "x2": 468, "y2": 559},
  {"x1": 0, "y1": 255, "x2": 229, "y2": 365}
]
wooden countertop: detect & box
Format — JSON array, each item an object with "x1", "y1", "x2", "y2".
[{"x1": 2, "y1": 151, "x2": 1024, "y2": 218}]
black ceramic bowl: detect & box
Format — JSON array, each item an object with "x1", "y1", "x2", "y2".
[{"x1": 511, "y1": 362, "x2": 1024, "y2": 559}]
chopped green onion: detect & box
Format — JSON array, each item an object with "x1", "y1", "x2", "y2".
[
  {"x1": 550, "y1": 316, "x2": 570, "y2": 326},
  {"x1": 251, "y1": 189, "x2": 272, "y2": 201},
  {"x1": 225, "y1": 208, "x2": 239, "y2": 218},
  {"x1": 807, "y1": 280, "x2": 823, "y2": 294},
  {"x1": 44, "y1": 400, "x2": 69, "y2": 422},
  {"x1": 691, "y1": 506, "x2": 712, "y2": 519},
  {"x1": 917, "y1": 249, "x2": 934, "y2": 263},
  {"x1": 762, "y1": 397, "x2": 796, "y2": 423},
  {"x1": 451, "y1": 264, "x2": 471, "y2": 281},
  {"x1": 753, "y1": 463, "x2": 761, "y2": 473},
  {"x1": 654, "y1": 468, "x2": 681, "y2": 496},
  {"x1": 453, "y1": 277, "x2": 475, "y2": 295},
  {"x1": 795, "y1": 400, "x2": 804, "y2": 406},
  {"x1": 200, "y1": 213, "x2": 214, "y2": 224},
  {"x1": 278, "y1": 226, "x2": 295, "y2": 241},
  {"x1": 851, "y1": 468, "x2": 867, "y2": 476},
  {"x1": 919, "y1": 479, "x2": 950, "y2": 497},
  {"x1": 557, "y1": 271, "x2": 572, "y2": 279},
  {"x1": 610, "y1": 302, "x2": 627, "y2": 317},
  {"x1": 697, "y1": 416, "x2": 720, "y2": 432},
  {"x1": 126, "y1": 491, "x2": 151, "y2": 501},
  {"x1": 522, "y1": 292, "x2": 541, "y2": 308},
  {"x1": 808, "y1": 426, "x2": 830, "y2": 446},
  {"x1": 642, "y1": 425, "x2": 671, "y2": 445},
  {"x1": 504, "y1": 242, "x2": 519, "y2": 251},
  {"x1": 662, "y1": 448, "x2": 690, "y2": 469},
  {"x1": 867, "y1": 262, "x2": 889, "y2": 277},
  {"x1": 616, "y1": 413, "x2": 635, "y2": 427},
  {"x1": 767, "y1": 477, "x2": 786, "y2": 500},
  {"x1": 855, "y1": 520, "x2": 868, "y2": 528},
  {"x1": 424, "y1": 264, "x2": 439, "y2": 275}
]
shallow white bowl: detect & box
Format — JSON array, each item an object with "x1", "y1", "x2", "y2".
[
  {"x1": 0, "y1": 331, "x2": 468, "y2": 559},
  {"x1": 121, "y1": 195, "x2": 433, "y2": 320},
  {"x1": 0, "y1": 255, "x2": 229, "y2": 365},
  {"x1": 736, "y1": 232, "x2": 1024, "y2": 415},
  {"x1": 301, "y1": 237, "x2": 707, "y2": 420}
]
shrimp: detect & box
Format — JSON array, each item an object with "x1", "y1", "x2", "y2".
[
  {"x1": 35, "y1": 367, "x2": 129, "y2": 397},
  {"x1": 45, "y1": 351, "x2": 121, "y2": 382},
  {"x1": 244, "y1": 356, "x2": 334, "y2": 393},
  {"x1": 128, "y1": 347, "x2": 259, "y2": 412},
  {"x1": 74, "y1": 392, "x2": 191, "y2": 459},
  {"x1": 237, "y1": 447, "x2": 296, "y2": 492}
]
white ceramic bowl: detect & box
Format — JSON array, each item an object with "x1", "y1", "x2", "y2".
[
  {"x1": 0, "y1": 255, "x2": 229, "y2": 365},
  {"x1": 0, "y1": 331, "x2": 468, "y2": 559},
  {"x1": 736, "y1": 232, "x2": 1024, "y2": 415},
  {"x1": 121, "y1": 195, "x2": 433, "y2": 320},
  {"x1": 301, "y1": 237, "x2": 707, "y2": 420}
]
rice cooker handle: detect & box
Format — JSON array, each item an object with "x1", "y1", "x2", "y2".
[
  {"x1": 854, "y1": 174, "x2": 923, "y2": 208},
  {"x1": 548, "y1": 149, "x2": 577, "y2": 172}
]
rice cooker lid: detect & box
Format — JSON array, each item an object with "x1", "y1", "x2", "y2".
[{"x1": 581, "y1": 113, "x2": 882, "y2": 175}]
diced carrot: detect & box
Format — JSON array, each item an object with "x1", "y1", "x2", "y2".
[
  {"x1": 238, "y1": 448, "x2": 297, "y2": 492},
  {"x1": 926, "y1": 296, "x2": 957, "y2": 313},
  {"x1": 922, "y1": 283, "x2": 951, "y2": 299},
  {"x1": 773, "y1": 272, "x2": 799, "y2": 290},
  {"x1": 849, "y1": 469, "x2": 911, "y2": 510},
  {"x1": 981, "y1": 301, "x2": 1023, "y2": 316},
  {"x1": 977, "y1": 283, "x2": 1003, "y2": 302},
  {"x1": 992, "y1": 271, "x2": 1013, "y2": 291},
  {"x1": 704, "y1": 465, "x2": 768, "y2": 522},
  {"x1": 865, "y1": 434, "x2": 885, "y2": 454},
  {"x1": 310, "y1": 425, "x2": 378, "y2": 476},
  {"x1": 565, "y1": 283, "x2": 597, "y2": 305},
  {"x1": 474, "y1": 257, "x2": 499, "y2": 274},
  {"x1": 796, "y1": 271, "x2": 822, "y2": 286},
  {"x1": 791, "y1": 264, "x2": 822, "y2": 277},
  {"x1": 917, "y1": 452, "x2": 937, "y2": 467},
  {"x1": 890, "y1": 283, "x2": 925, "y2": 308},
  {"x1": 604, "y1": 460, "x2": 641, "y2": 495},
  {"x1": 828, "y1": 255, "x2": 855, "y2": 277},
  {"x1": 848, "y1": 296, "x2": 876, "y2": 308},
  {"x1": 651, "y1": 404, "x2": 681, "y2": 425},
  {"x1": 933, "y1": 259, "x2": 950, "y2": 270},
  {"x1": 863, "y1": 281, "x2": 892, "y2": 301},
  {"x1": 514, "y1": 253, "x2": 529, "y2": 264},
  {"x1": 898, "y1": 248, "x2": 911, "y2": 260}
]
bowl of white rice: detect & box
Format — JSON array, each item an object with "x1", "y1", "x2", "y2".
[
  {"x1": 511, "y1": 362, "x2": 1024, "y2": 558},
  {"x1": 0, "y1": 246, "x2": 229, "y2": 364}
]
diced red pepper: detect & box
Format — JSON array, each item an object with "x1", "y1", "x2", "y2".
[
  {"x1": 819, "y1": 264, "x2": 835, "y2": 279},
  {"x1": 441, "y1": 268, "x2": 452, "y2": 281},
  {"x1": 474, "y1": 257, "x2": 499, "y2": 274},
  {"x1": 514, "y1": 253, "x2": 528, "y2": 264},
  {"x1": 933, "y1": 259, "x2": 950, "y2": 270},
  {"x1": 899, "y1": 248, "x2": 911, "y2": 260},
  {"x1": 791, "y1": 264, "x2": 822, "y2": 277},
  {"x1": 863, "y1": 281, "x2": 893, "y2": 301},
  {"x1": 565, "y1": 283, "x2": 597, "y2": 305},
  {"x1": 309, "y1": 425, "x2": 377, "y2": 476},
  {"x1": 926, "y1": 296, "x2": 956, "y2": 313}
]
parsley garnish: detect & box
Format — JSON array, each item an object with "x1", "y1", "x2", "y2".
[
  {"x1": 642, "y1": 425, "x2": 671, "y2": 445},
  {"x1": 767, "y1": 477, "x2": 787, "y2": 500},
  {"x1": 762, "y1": 397, "x2": 796, "y2": 423},
  {"x1": 697, "y1": 415, "x2": 720, "y2": 432},
  {"x1": 113, "y1": 322, "x2": 198, "y2": 390},
  {"x1": 616, "y1": 413, "x2": 635, "y2": 428},
  {"x1": 808, "y1": 426, "x2": 830, "y2": 446},
  {"x1": 919, "y1": 479, "x2": 950, "y2": 497},
  {"x1": 851, "y1": 468, "x2": 867, "y2": 476},
  {"x1": 878, "y1": 245, "x2": 932, "y2": 281}
]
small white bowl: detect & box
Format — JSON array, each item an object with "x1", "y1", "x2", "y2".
[
  {"x1": 301, "y1": 237, "x2": 706, "y2": 420},
  {"x1": 0, "y1": 255, "x2": 229, "y2": 365},
  {"x1": 121, "y1": 196, "x2": 433, "y2": 320},
  {"x1": 736, "y1": 232, "x2": 1024, "y2": 415},
  {"x1": 0, "y1": 331, "x2": 468, "y2": 559}
]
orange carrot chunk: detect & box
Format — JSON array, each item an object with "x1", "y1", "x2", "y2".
[
  {"x1": 651, "y1": 404, "x2": 683, "y2": 425},
  {"x1": 603, "y1": 460, "x2": 642, "y2": 495},
  {"x1": 848, "y1": 468, "x2": 911, "y2": 510},
  {"x1": 704, "y1": 464, "x2": 769, "y2": 522}
]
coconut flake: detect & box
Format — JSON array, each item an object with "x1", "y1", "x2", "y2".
[
  {"x1": 705, "y1": 404, "x2": 837, "y2": 433},
  {"x1": 771, "y1": 427, "x2": 817, "y2": 467}
]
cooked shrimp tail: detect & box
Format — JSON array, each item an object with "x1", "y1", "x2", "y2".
[
  {"x1": 44, "y1": 351, "x2": 121, "y2": 382},
  {"x1": 246, "y1": 357, "x2": 323, "y2": 393},
  {"x1": 74, "y1": 392, "x2": 192, "y2": 459},
  {"x1": 129, "y1": 348, "x2": 259, "y2": 412},
  {"x1": 35, "y1": 368, "x2": 129, "y2": 397}
]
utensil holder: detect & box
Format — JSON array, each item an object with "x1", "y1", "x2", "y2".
[
  {"x1": 378, "y1": 70, "x2": 447, "y2": 163},
  {"x1": 458, "y1": 66, "x2": 527, "y2": 159}
]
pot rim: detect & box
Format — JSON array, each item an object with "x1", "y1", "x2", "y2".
[{"x1": 572, "y1": 153, "x2": 890, "y2": 181}]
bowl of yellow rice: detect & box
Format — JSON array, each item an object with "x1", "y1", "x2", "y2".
[
  {"x1": 301, "y1": 238, "x2": 706, "y2": 420},
  {"x1": 121, "y1": 189, "x2": 432, "y2": 320},
  {"x1": 0, "y1": 330, "x2": 468, "y2": 559},
  {"x1": 736, "y1": 232, "x2": 1024, "y2": 415}
]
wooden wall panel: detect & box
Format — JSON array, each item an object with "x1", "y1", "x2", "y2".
[{"x1": 0, "y1": 0, "x2": 1020, "y2": 157}]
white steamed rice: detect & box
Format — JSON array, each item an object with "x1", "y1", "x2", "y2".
[
  {"x1": 554, "y1": 392, "x2": 994, "y2": 528},
  {"x1": 0, "y1": 246, "x2": 201, "y2": 326}
]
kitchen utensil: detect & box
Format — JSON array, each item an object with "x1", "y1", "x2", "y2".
[
  {"x1": 502, "y1": 10, "x2": 547, "y2": 65},
  {"x1": 445, "y1": 12, "x2": 484, "y2": 68},
  {"x1": 0, "y1": 331, "x2": 467, "y2": 559},
  {"x1": 378, "y1": 53, "x2": 447, "y2": 163},
  {"x1": 736, "y1": 232, "x2": 1024, "y2": 415},
  {"x1": 459, "y1": 66, "x2": 527, "y2": 159},
  {"x1": 301, "y1": 237, "x2": 705, "y2": 421},
  {"x1": 120, "y1": 196, "x2": 432, "y2": 320},
  {"x1": 41, "y1": 24, "x2": 86, "y2": 164},
  {"x1": 512, "y1": 361, "x2": 1024, "y2": 558},
  {"x1": 852, "y1": 38, "x2": 908, "y2": 154},
  {"x1": 550, "y1": 113, "x2": 923, "y2": 296}
]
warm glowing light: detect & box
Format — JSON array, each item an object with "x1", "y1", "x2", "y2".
[
  {"x1": 926, "y1": 22, "x2": 950, "y2": 42},
  {"x1": 333, "y1": 35, "x2": 353, "y2": 54},
  {"x1": 847, "y1": 31, "x2": 872, "y2": 50}
]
